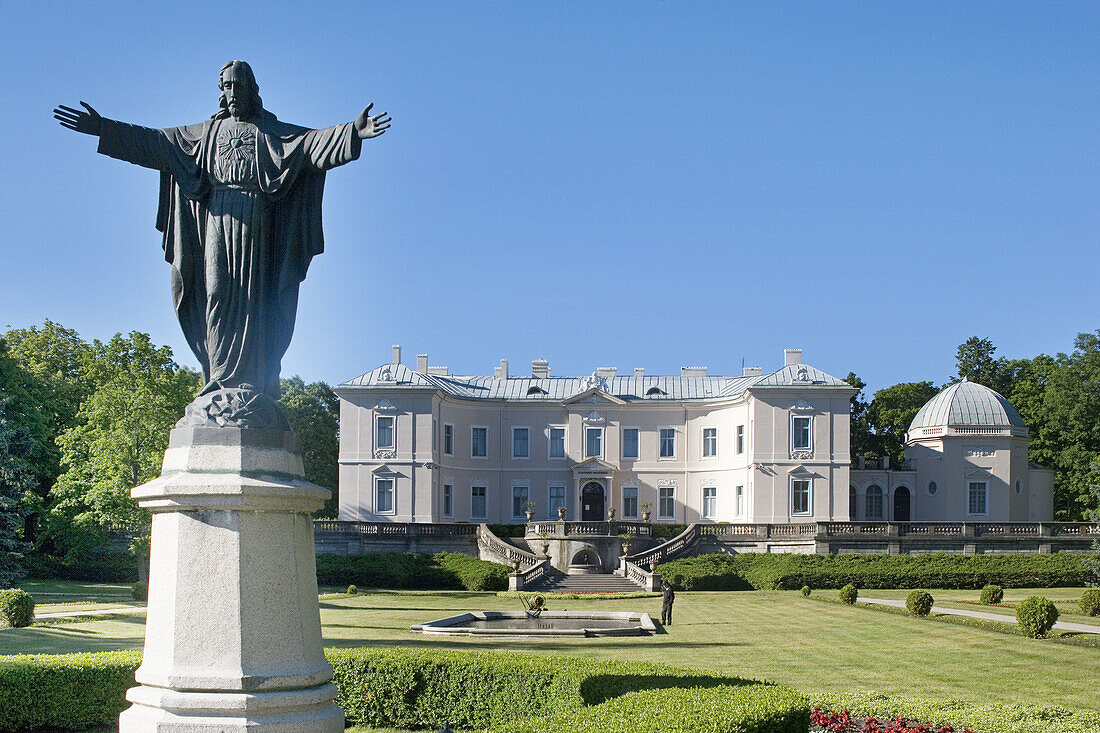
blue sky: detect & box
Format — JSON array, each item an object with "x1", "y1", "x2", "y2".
[{"x1": 2, "y1": 1, "x2": 1097, "y2": 396}]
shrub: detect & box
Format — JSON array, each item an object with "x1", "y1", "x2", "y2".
[
  {"x1": 979, "y1": 583, "x2": 1003, "y2": 605},
  {"x1": 346, "y1": 584, "x2": 358, "y2": 595},
  {"x1": 130, "y1": 581, "x2": 147, "y2": 602},
  {"x1": 434, "y1": 552, "x2": 509, "y2": 591},
  {"x1": 800, "y1": 585, "x2": 811, "y2": 597},
  {"x1": 1016, "y1": 596, "x2": 1059, "y2": 638},
  {"x1": 839, "y1": 584, "x2": 858, "y2": 605},
  {"x1": 655, "y1": 554, "x2": 753, "y2": 591},
  {"x1": 1079, "y1": 588, "x2": 1100, "y2": 617},
  {"x1": 314, "y1": 552, "x2": 508, "y2": 591},
  {"x1": 0, "y1": 589, "x2": 34, "y2": 628},
  {"x1": 906, "y1": 589, "x2": 934, "y2": 616}
]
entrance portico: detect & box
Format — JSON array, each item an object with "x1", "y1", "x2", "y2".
[{"x1": 571, "y1": 457, "x2": 616, "y2": 521}]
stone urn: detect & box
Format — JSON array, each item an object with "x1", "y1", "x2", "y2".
[
  {"x1": 607, "y1": 507, "x2": 616, "y2": 521},
  {"x1": 525, "y1": 510, "x2": 534, "y2": 522},
  {"x1": 641, "y1": 509, "x2": 651, "y2": 523},
  {"x1": 541, "y1": 541, "x2": 551, "y2": 555},
  {"x1": 557, "y1": 506, "x2": 567, "y2": 520},
  {"x1": 511, "y1": 559, "x2": 522, "y2": 572},
  {"x1": 621, "y1": 542, "x2": 632, "y2": 556}
]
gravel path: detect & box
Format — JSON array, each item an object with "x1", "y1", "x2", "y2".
[
  {"x1": 860, "y1": 597, "x2": 1100, "y2": 634},
  {"x1": 34, "y1": 606, "x2": 147, "y2": 619}
]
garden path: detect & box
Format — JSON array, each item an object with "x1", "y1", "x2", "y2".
[
  {"x1": 860, "y1": 597, "x2": 1100, "y2": 634},
  {"x1": 34, "y1": 607, "x2": 147, "y2": 619}
]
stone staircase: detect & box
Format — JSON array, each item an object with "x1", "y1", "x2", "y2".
[{"x1": 525, "y1": 569, "x2": 645, "y2": 594}]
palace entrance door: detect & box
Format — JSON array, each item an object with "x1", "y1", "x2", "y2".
[
  {"x1": 893, "y1": 486, "x2": 911, "y2": 522},
  {"x1": 581, "y1": 481, "x2": 605, "y2": 521}
]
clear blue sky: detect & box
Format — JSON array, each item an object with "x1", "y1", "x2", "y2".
[{"x1": 2, "y1": 1, "x2": 1097, "y2": 396}]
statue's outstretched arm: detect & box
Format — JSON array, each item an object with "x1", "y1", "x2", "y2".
[
  {"x1": 54, "y1": 102, "x2": 102, "y2": 136},
  {"x1": 354, "y1": 103, "x2": 391, "y2": 139}
]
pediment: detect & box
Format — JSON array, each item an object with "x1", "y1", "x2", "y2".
[
  {"x1": 562, "y1": 387, "x2": 625, "y2": 406},
  {"x1": 372, "y1": 464, "x2": 402, "y2": 475},
  {"x1": 570, "y1": 457, "x2": 617, "y2": 475}
]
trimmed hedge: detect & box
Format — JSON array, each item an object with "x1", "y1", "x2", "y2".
[
  {"x1": 839, "y1": 584, "x2": 858, "y2": 605},
  {"x1": 1079, "y1": 588, "x2": 1100, "y2": 617},
  {"x1": 980, "y1": 584, "x2": 1004, "y2": 605},
  {"x1": 1016, "y1": 596, "x2": 1059, "y2": 638},
  {"x1": 26, "y1": 552, "x2": 139, "y2": 583},
  {"x1": 656, "y1": 552, "x2": 1099, "y2": 591},
  {"x1": 906, "y1": 589, "x2": 934, "y2": 616},
  {"x1": 0, "y1": 589, "x2": 34, "y2": 628},
  {"x1": 315, "y1": 552, "x2": 508, "y2": 591},
  {"x1": 0, "y1": 648, "x2": 799, "y2": 733}
]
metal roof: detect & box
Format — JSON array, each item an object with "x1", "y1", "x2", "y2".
[
  {"x1": 340, "y1": 362, "x2": 851, "y2": 402},
  {"x1": 908, "y1": 379, "x2": 1026, "y2": 430}
]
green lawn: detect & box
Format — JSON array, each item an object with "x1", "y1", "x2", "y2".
[
  {"x1": 2, "y1": 585, "x2": 1098, "y2": 715},
  {"x1": 852, "y1": 586, "x2": 1100, "y2": 625}
]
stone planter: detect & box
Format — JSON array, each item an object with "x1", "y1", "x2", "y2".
[
  {"x1": 557, "y1": 506, "x2": 567, "y2": 520},
  {"x1": 607, "y1": 508, "x2": 616, "y2": 520},
  {"x1": 621, "y1": 543, "x2": 632, "y2": 556},
  {"x1": 541, "y1": 542, "x2": 551, "y2": 555},
  {"x1": 525, "y1": 511, "x2": 534, "y2": 522},
  {"x1": 641, "y1": 510, "x2": 651, "y2": 523}
]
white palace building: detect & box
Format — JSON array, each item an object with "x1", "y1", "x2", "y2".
[{"x1": 334, "y1": 346, "x2": 1054, "y2": 528}]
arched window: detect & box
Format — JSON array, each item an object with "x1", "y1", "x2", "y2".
[
  {"x1": 865, "y1": 485, "x2": 883, "y2": 519},
  {"x1": 848, "y1": 486, "x2": 859, "y2": 520},
  {"x1": 927, "y1": 481, "x2": 938, "y2": 496}
]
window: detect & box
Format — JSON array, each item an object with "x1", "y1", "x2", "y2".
[
  {"x1": 585, "y1": 427, "x2": 603, "y2": 458},
  {"x1": 375, "y1": 477, "x2": 395, "y2": 515},
  {"x1": 443, "y1": 483, "x2": 453, "y2": 517},
  {"x1": 659, "y1": 428, "x2": 676, "y2": 458},
  {"x1": 471, "y1": 485, "x2": 487, "y2": 519},
  {"x1": 849, "y1": 486, "x2": 858, "y2": 519},
  {"x1": 735, "y1": 485, "x2": 745, "y2": 518},
  {"x1": 865, "y1": 485, "x2": 883, "y2": 519},
  {"x1": 512, "y1": 485, "x2": 529, "y2": 519},
  {"x1": 927, "y1": 481, "x2": 938, "y2": 496},
  {"x1": 736, "y1": 425, "x2": 745, "y2": 454},
  {"x1": 622, "y1": 428, "x2": 639, "y2": 459},
  {"x1": 512, "y1": 427, "x2": 529, "y2": 458},
  {"x1": 702, "y1": 486, "x2": 717, "y2": 519},
  {"x1": 791, "y1": 479, "x2": 810, "y2": 515},
  {"x1": 792, "y1": 416, "x2": 811, "y2": 451},
  {"x1": 1015, "y1": 479, "x2": 1022, "y2": 495},
  {"x1": 659, "y1": 486, "x2": 675, "y2": 518},
  {"x1": 443, "y1": 424, "x2": 454, "y2": 456},
  {"x1": 968, "y1": 481, "x2": 988, "y2": 514},
  {"x1": 548, "y1": 427, "x2": 565, "y2": 459},
  {"x1": 375, "y1": 415, "x2": 395, "y2": 450},
  {"x1": 703, "y1": 428, "x2": 718, "y2": 458},
  {"x1": 623, "y1": 487, "x2": 639, "y2": 518},
  {"x1": 549, "y1": 485, "x2": 567, "y2": 518},
  {"x1": 471, "y1": 426, "x2": 488, "y2": 458}
]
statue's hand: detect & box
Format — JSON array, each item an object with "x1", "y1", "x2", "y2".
[
  {"x1": 54, "y1": 102, "x2": 102, "y2": 136},
  {"x1": 354, "y1": 103, "x2": 391, "y2": 139}
]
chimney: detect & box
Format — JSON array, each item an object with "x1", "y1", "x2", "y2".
[
  {"x1": 634, "y1": 367, "x2": 644, "y2": 378},
  {"x1": 427, "y1": 366, "x2": 449, "y2": 376},
  {"x1": 416, "y1": 354, "x2": 428, "y2": 372},
  {"x1": 597, "y1": 366, "x2": 617, "y2": 379},
  {"x1": 391, "y1": 344, "x2": 402, "y2": 364},
  {"x1": 531, "y1": 358, "x2": 550, "y2": 379},
  {"x1": 681, "y1": 366, "x2": 707, "y2": 377},
  {"x1": 742, "y1": 366, "x2": 763, "y2": 377},
  {"x1": 494, "y1": 358, "x2": 509, "y2": 380},
  {"x1": 784, "y1": 348, "x2": 802, "y2": 366}
]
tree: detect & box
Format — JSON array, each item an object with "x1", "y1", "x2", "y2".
[
  {"x1": 0, "y1": 399, "x2": 33, "y2": 587},
  {"x1": 279, "y1": 376, "x2": 339, "y2": 518},
  {"x1": 866, "y1": 381, "x2": 940, "y2": 466},
  {"x1": 844, "y1": 372, "x2": 876, "y2": 459},
  {"x1": 955, "y1": 336, "x2": 1004, "y2": 390},
  {"x1": 48, "y1": 332, "x2": 200, "y2": 561}
]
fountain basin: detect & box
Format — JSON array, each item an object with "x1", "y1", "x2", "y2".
[{"x1": 411, "y1": 611, "x2": 655, "y2": 637}]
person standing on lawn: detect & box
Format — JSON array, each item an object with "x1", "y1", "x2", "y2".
[{"x1": 661, "y1": 580, "x2": 675, "y2": 626}]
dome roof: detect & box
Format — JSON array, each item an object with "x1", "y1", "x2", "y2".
[{"x1": 909, "y1": 379, "x2": 1026, "y2": 431}]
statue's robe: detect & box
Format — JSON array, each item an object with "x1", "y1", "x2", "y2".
[{"x1": 97, "y1": 115, "x2": 362, "y2": 399}]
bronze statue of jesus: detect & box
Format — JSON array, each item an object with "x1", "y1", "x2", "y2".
[{"x1": 55, "y1": 61, "x2": 390, "y2": 429}]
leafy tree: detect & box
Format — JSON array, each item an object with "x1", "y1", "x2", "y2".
[
  {"x1": 0, "y1": 399, "x2": 33, "y2": 587},
  {"x1": 955, "y1": 336, "x2": 1004, "y2": 390},
  {"x1": 48, "y1": 332, "x2": 200, "y2": 561},
  {"x1": 866, "y1": 381, "x2": 940, "y2": 466},
  {"x1": 279, "y1": 376, "x2": 339, "y2": 518},
  {"x1": 844, "y1": 372, "x2": 876, "y2": 459}
]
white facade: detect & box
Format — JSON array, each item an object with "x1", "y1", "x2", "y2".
[{"x1": 336, "y1": 348, "x2": 857, "y2": 524}]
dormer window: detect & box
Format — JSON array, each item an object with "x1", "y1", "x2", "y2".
[
  {"x1": 527, "y1": 385, "x2": 547, "y2": 396},
  {"x1": 646, "y1": 386, "x2": 667, "y2": 396}
]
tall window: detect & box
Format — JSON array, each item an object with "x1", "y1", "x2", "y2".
[
  {"x1": 585, "y1": 427, "x2": 603, "y2": 458},
  {"x1": 659, "y1": 486, "x2": 675, "y2": 518},
  {"x1": 791, "y1": 479, "x2": 810, "y2": 515},
  {"x1": 471, "y1": 427, "x2": 488, "y2": 458},
  {"x1": 702, "y1": 486, "x2": 717, "y2": 519},
  {"x1": 471, "y1": 485, "x2": 487, "y2": 519},
  {"x1": 968, "y1": 481, "x2": 988, "y2": 514},
  {"x1": 512, "y1": 485, "x2": 529, "y2": 518},
  {"x1": 375, "y1": 415, "x2": 395, "y2": 450},
  {"x1": 736, "y1": 425, "x2": 745, "y2": 454},
  {"x1": 792, "y1": 416, "x2": 811, "y2": 451},
  {"x1": 512, "y1": 427, "x2": 529, "y2": 458},
  {"x1": 703, "y1": 428, "x2": 718, "y2": 458},
  {"x1": 865, "y1": 485, "x2": 883, "y2": 519},
  {"x1": 443, "y1": 424, "x2": 454, "y2": 456},
  {"x1": 548, "y1": 427, "x2": 565, "y2": 459},
  {"x1": 623, "y1": 487, "x2": 639, "y2": 518},
  {"x1": 622, "y1": 428, "x2": 639, "y2": 458},
  {"x1": 375, "y1": 477, "x2": 395, "y2": 515},
  {"x1": 659, "y1": 428, "x2": 676, "y2": 458},
  {"x1": 849, "y1": 486, "x2": 858, "y2": 520},
  {"x1": 443, "y1": 483, "x2": 453, "y2": 517},
  {"x1": 735, "y1": 485, "x2": 745, "y2": 517},
  {"x1": 549, "y1": 485, "x2": 566, "y2": 518}
]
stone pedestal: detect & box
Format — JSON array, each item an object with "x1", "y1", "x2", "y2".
[{"x1": 119, "y1": 427, "x2": 343, "y2": 732}]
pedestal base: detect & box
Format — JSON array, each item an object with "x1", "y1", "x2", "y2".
[{"x1": 119, "y1": 683, "x2": 343, "y2": 732}]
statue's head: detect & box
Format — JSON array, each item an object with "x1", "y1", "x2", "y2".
[{"x1": 215, "y1": 60, "x2": 275, "y2": 121}]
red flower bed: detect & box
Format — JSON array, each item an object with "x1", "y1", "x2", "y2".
[{"x1": 811, "y1": 707, "x2": 974, "y2": 733}]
